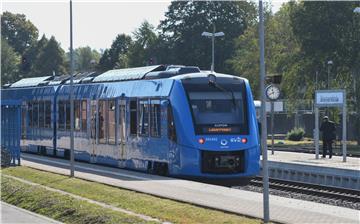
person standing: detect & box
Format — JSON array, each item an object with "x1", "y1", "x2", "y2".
[{"x1": 320, "y1": 116, "x2": 336, "y2": 158}]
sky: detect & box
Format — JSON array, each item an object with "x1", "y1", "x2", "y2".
[{"x1": 2, "y1": 0, "x2": 288, "y2": 52}]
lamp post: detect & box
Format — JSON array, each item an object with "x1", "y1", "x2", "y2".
[
  {"x1": 354, "y1": 7, "x2": 360, "y2": 103},
  {"x1": 202, "y1": 24, "x2": 224, "y2": 73},
  {"x1": 259, "y1": 0, "x2": 270, "y2": 222},
  {"x1": 327, "y1": 60, "x2": 333, "y2": 89},
  {"x1": 69, "y1": 0, "x2": 75, "y2": 177}
]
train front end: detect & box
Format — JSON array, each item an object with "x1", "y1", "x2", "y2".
[{"x1": 169, "y1": 73, "x2": 260, "y2": 185}]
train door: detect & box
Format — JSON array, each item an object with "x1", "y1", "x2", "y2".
[
  {"x1": 118, "y1": 99, "x2": 126, "y2": 164},
  {"x1": 90, "y1": 100, "x2": 97, "y2": 163}
]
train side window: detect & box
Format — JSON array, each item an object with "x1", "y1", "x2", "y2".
[
  {"x1": 98, "y1": 100, "x2": 107, "y2": 143},
  {"x1": 130, "y1": 100, "x2": 137, "y2": 135},
  {"x1": 150, "y1": 99, "x2": 161, "y2": 137},
  {"x1": 58, "y1": 101, "x2": 65, "y2": 130},
  {"x1": 21, "y1": 105, "x2": 26, "y2": 139},
  {"x1": 28, "y1": 102, "x2": 33, "y2": 128},
  {"x1": 45, "y1": 101, "x2": 51, "y2": 128},
  {"x1": 139, "y1": 100, "x2": 149, "y2": 136},
  {"x1": 39, "y1": 101, "x2": 45, "y2": 128},
  {"x1": 65, "y1": 101, "x2": 71, "y2": 130},
  {"x1": 81, "y1": 100, "x2": 87, "y2": 132},
  {"x1": 167, "y1": 104, "x2": 177, "y2": 142},
  {"x1": 74, "y1": 100, "x2": 81, "y2": 131},
  {"x1": 108, "y1": 100, "x2": 116, "y2": 144},
  {"x1": 33, "y1": 101, "x2": 39, "y2": 128}
]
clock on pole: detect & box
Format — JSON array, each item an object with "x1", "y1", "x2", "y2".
[{"x1": 265, "y1": 84, "x2": 280, "y2": 101}]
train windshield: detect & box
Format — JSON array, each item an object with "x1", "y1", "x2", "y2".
[{"x1": 184, "y1": 81, "x2": 248, "y2": 135}]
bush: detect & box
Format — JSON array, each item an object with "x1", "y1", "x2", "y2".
[{"x1": 286, "y1": 127, "x2": 305, "y2": 141}]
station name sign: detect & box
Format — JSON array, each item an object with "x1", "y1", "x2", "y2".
[{"x1": 315, "y1": 90, "x2": 345, "y2": 107}]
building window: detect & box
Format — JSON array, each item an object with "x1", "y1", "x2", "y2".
[
  {"x1": 108, "y1": 100, "x2": 116, "y2": 144},
  {"x1": 74, "y1": 100, "x2": 81, "y2": 131},
  {"x1": 139, "y1": 100, "x2": 149, "y2": 136},
  {"x1": 130, "y1": 100, "x2": 137, "y2": 135},
  {"x1": 81, "y1": 100, "x2": 87, "y2": 132},
  {"x1": 58, "y1": 101, "x2": 65, "y2": 130},
  {"x1": 98, "y1": 100, "x2": 107, "y2": 143},
  {"x1": 45, "y1": 101, "x2": 51, "y2": 128},
  {"x1": 150, "y1": 100, "x2": 161, "y2": 137}
]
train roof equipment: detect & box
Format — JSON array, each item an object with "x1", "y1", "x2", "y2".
[
  {"x1": 92, "y1": 65, "x2": 165, "y2": 83},
  {"x1": 10, "y1": 76, "x2": 53, "y2": 88},
  {"x1": 6, "y1": 65, "x2": 202, "y2": 88}
]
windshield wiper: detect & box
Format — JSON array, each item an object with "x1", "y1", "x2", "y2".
[{"x1": 209, "y1": 81, "x2": 237, "y2": 107}]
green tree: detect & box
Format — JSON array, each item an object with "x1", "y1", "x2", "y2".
[
  {"x1": 1, "y1": 38, "x2": 21, "y2": 85},
  {"x1": 32, "y1": 36, "x2": 67, "y2": 76},
  {"x1": 289, "y1": 1, "x2": 360, "y2": 144},
  {"x1": 128, "y1": 21, "x2": 158, "y2": 67},
  {"x1": 21, "y1": 34, "x2": 48, "y2": 75},
  {"x1": 228, "y1": 3, "x2": 299, "y2": 98},
  {"x1": 1, "y1": 11, "x2": 38, "y2": 55},
  {"x1": 73, "y1": 46, "x2": 100, "y2": 72},
  {"x1": 159, "y1": 1, "x2": 257, "y2": 72},
  {"x1": 97, "y1": 34, "x2": 132, "y2": 72}
]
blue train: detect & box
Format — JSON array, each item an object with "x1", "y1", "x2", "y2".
[{"x1": 1, "y1": 65, "x2": 260, "y2": 185}]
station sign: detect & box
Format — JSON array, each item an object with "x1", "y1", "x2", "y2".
[
  {"x1": 265, "y1": 101, "x2": 283, "y2": 112},
  {"x1": 315, "y1": 90, "x2": 345, "y2": 107}
]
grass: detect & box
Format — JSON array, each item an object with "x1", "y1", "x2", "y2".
[
  {"x1": 1, "y1": 175, "x2": 153, "y2": 224},
  {"x1": 2, "y1": 166, "x2": 260, "y2": 224}
]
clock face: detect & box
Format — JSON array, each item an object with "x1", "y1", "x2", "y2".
[{"x1": 266, "y1": 85, "x2": 280, "y2": 100}]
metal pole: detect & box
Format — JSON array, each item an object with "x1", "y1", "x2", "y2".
[
  {"x1": 315, "y1": 107, "x2": 319, "y2": 159},
  {"x1": 271, "y1": 101, "x2": 274, "y2": 155},
  {"x1": 69, "y1": 0, "x2": 75, "y2": 177},
  {"x1": 315, "y1": 71, "x2": 318, "y2": 90},
  {"x1": 327, "y1": 65, "x2": 330, "y2": 90},
  {"x1": 259, "y1": 1, "x2": 270, "y2": 222},
  {"x1": 342, "y1": 92, "x2": 347, "y2": 162},
  {"x1": 211, "y1": 24, "x2": 215, "y2": 72}
]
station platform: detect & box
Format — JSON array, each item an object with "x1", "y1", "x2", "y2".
[
  {"x1": 266, "y1": 151, "x2": 360, "y2": 190},
  {"x1": 19, "y1": 153, "x2": 359, "y2": 224}
]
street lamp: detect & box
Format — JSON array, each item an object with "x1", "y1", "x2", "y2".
[
  {"x1": 202, "y1": 24, "x2": 224, "y2": 73},
  {"x1": 327, "y1": 60, "x2": 333, "y2": 89},
  {"x1": 259, "y1": 0, "x2": 269, "y2": 222},
  {"x1": 69, "y1": 0, "x2": 75, "y2": 177}
]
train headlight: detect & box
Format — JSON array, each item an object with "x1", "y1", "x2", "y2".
[
  {"x1": 198, "y1": 138, "x2": 205, "y2": 144},
  {"x1": 241, "y1": 138, "x2": 248, "y2": 144}
]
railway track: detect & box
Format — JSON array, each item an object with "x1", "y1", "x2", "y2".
[{"x1": 248, "y1": 177, "x2": 360, "y2": 204}]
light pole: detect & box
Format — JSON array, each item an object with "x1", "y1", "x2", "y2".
[
  {"x1": 354, "y1": 7, "x2": 360, "y2": 103},
  {"x1": 202, "y1": 24, "x2": 224, "y2": 73},
  {"x1": 69, "y1": 0, "x2": 75, "y2": 177},
  {"x1": 327, "y1": 60, "x2": 333, "y2": 89},
  {"x1": 259, "y1": 0, "x2": 270, "y2": 222}
]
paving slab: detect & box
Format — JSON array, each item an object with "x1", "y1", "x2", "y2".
[
  {"x1": 0, "y1": 201, "x2": 62, "y2": 224},
  {"x1": 267, "y1": 151, "x2": 360, "y2": 171},
  {"x1": 20, "y1": 154, "x2": 360, "y2": 224}
]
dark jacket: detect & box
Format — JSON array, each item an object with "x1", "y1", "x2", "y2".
[{"x1": 320, "y1": 120, "x2": 336, "y2": 141}]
